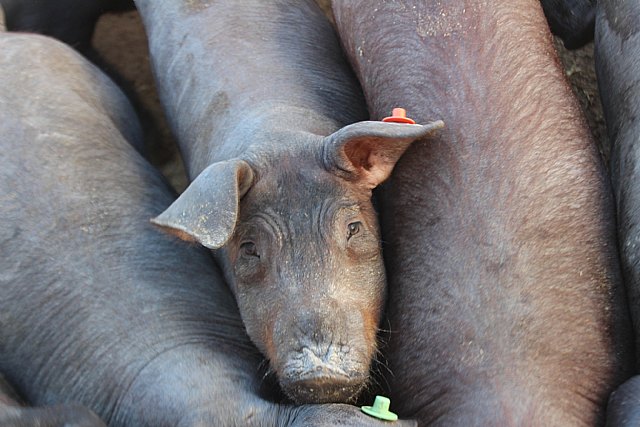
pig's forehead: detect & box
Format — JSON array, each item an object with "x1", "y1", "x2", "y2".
[
  {"x1": 238, "y1": 194, "x2": 366, "y2": 239},
  {"x1": 242, "y1": 138, "x2": 373, "y2": 206},
  {"x1": 238, "y1": 172, "x2": 376, "y2": 237},
  {"x1": 248, "y1": 165, "x2": 351, "y2": 206}
]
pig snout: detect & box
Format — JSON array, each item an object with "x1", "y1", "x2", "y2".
[
  {"x1": 280, "y1": 343, "x2": 368, "y2": 404},
  {"x1": 274, "y1": 312, "x2": 372, "y2": 404}
]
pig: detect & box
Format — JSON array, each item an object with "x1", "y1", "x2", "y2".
[
  {"x1": 0, "y1": 19, "x2": 417, "y2": 427},
  {"x1": 332, "y1": 0, "x2": 633, "y2": 424},
  {"x1": 134, "y1": 0, "x2": 443, "y2": 404},
  {"x1": 539, "y1": 0, "x2": 595, "y2": 49},
  {"x1": 595, "y1": 0, "x2": 640, "y2": 424},
  {"x1": 0, "y1": 0, "x2": 133, "y2": 53}
]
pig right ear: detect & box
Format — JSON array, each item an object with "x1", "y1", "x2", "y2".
[
  {"x1": 323, "y1": 120, "x2": 444, "y2": 189},
  {"x1": 151, "y1": 159, "x2": 254, "y2": 249}
]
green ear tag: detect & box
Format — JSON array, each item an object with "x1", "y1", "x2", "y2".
[{"x1": 361, "y1": 395, "x2": 398, "y2": 421}]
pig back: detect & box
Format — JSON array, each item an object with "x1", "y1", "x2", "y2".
[{"x1": 333, "y1": 0, "x2": 633, "y2": 424}]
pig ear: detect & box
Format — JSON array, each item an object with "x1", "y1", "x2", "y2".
[
  {"x1": 323, "y1": 120, "x2": 444, "y2": 188},
  {"x1": 151, "y1": 159, "x2": 254, "y2": 249}
]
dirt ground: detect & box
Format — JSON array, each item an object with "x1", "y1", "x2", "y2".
[{"x1": 92, "y1": 4, "x2": 608, "y2": 192}]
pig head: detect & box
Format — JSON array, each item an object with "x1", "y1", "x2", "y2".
[{"x1": 152, "y1": 120, "x2": 442, "y2": 403}]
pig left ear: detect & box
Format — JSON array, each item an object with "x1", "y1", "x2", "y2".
[
  {"x1": 323, "y1": 120, "x2": 444, "y2": 188},
  {"x1": 151, "y1": 159, "x2": 254, "y2": 249}
]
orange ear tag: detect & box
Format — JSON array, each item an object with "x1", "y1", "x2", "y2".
[{"x1": 382, "y1": 107, "x2": 416, "y2": 124}]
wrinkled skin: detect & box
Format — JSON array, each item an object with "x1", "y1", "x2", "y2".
[
  {"x1": 333, "y1": 0, "x2": 633, "y2": 425},
  {"x1": 0, "y1": 0, "x2": 133, "y2": 52},
  {"x1": 540, "y1": 0, "x2": 595, "y2": 49},
  {"x1": 135, "y1": 0, "x2": 441, "y2": 404},
  {"x1": 0, "y1": 28, "x2": 416, "y2": 427},
  {"x1": 595, "y1": 1, "x2": 640, "y2": 424}
]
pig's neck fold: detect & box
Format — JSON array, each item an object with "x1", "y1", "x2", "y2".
[{"x1": 181, "y1": 102, "x2": 341, "y2": 180}]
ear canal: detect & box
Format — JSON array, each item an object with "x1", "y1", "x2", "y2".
[
  {"x1": 323, "y1": 120, "x2": 444, "y2": 188},
  {"x1": 151, "y1": 159, "x2": 254, "y2": 249}
]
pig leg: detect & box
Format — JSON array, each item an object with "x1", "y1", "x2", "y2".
[
  {"x1": 0, "y1": 375, "x2": 105, "y2": 427},
  {"x1": 606, "y1": 376, "x2": 640, "y2": 427}
]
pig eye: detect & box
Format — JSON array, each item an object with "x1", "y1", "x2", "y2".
[
  {"x1": 240, "y1": 241, "x2": 259, "y2": 258},
  {"x1": 347, "y1": 221, "x2": 362, "y2": 239}
]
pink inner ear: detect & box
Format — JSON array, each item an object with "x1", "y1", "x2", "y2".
[
  {"x1": 343, "y1": 139, "x2": 395, "y2": 188},
  {"x1": 344, "y1": 139, "x2": 373, "y2": 171},
  {"x1": 366, "y1": 167, "x2": 391, "y2": 188}
]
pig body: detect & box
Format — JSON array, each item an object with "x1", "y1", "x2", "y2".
[
  {"x1": 0, "y1": 0, "x2": 133, "y2": 52},
  {"x1": 540, "y1": 0, "x2": 595, "y2": 49},
  {"x1": 0, "y1": 29, "x2": 415, "y2": 427},
  {"x1": 333, "y1": 0, "x2": 633, "y2": 425},
  {"x1": 135, "y1": 0, "x2": 441, "y2": 404},
  {"x1": 595, "y1": 0, "x2": 640, "y2": 424}
]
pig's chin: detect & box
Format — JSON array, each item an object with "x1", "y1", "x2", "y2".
[{"x1": 276, "y1": 347, "x2": 370, "y2": 404}]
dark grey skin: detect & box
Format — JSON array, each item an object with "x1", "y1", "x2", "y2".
[
  {"x1": 540, "y1": 0, "x2": 595, "y2": 49},
  {"x1": 606, "y1": 376, "x2": 640, "y2": 426},
  {"x1": 0, "y1": 27, "x2": 417, "y2": 427},
  {"x1": 333, "y1": 0, "x2": 633, "y2": 425},
  {"x1": 596, "y1": 0, "x2": 640, "y2": 363},
  {"x1": 0, "y1": 0, "x2": 133, "y2": 52},
  {"x1": 0, "y1": 0, "x2": 170, "y2": 173},
  {"x1": 0, "y1": 375, "x2": 105, "y2": 427},
  {"x1": 595, "y1": 1, "x2": 640, "y2": 425},
  {"x1": 134, "y1": 0, "x2": 442, "y2": 404}
]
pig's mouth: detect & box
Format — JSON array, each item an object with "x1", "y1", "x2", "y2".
[
  {"x1": 282, "y1": 372, "x2": 366, "y2": 404},
  {"x1": 277, "y1": 347, "x2": 370, "y2": 404}
]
